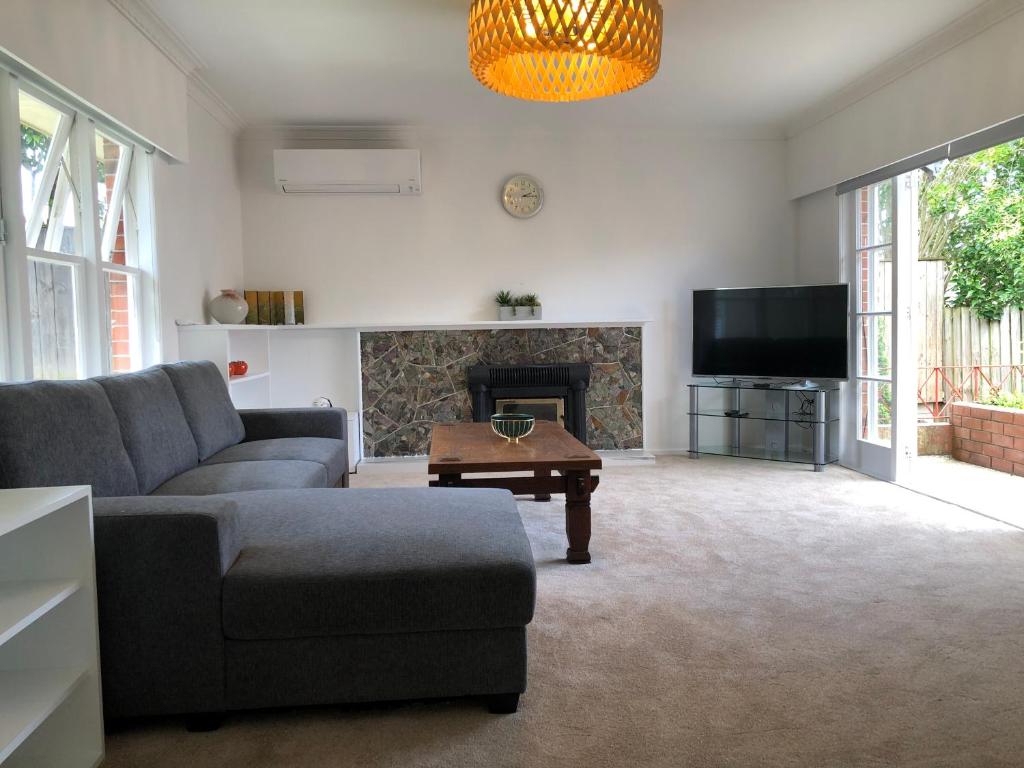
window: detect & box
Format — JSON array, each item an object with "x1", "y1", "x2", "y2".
[
  {"x1": 20, "y1": 90, "x2": 81, "y2": 379},
  {"x1": 854, "y1": 178, "x2": 894, "y2": 446},
  {"x1": 0, "y1": 74, "x2": 157, "y2": 380}
]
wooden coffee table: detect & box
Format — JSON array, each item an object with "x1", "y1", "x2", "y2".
[{"x1": 428, "y1": 421, "x2": 602, "y2": 564}]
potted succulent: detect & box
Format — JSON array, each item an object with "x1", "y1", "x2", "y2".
[
  {"x1": 515, "y1": 293, "x2": 542, "y2": 319},
  {"x1": 495, "y1": 290, "x2": 516, "y2": 320}
]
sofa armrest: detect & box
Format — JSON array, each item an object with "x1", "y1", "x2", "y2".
[
  {"x1": 238, "y1": 407, "x2": 348, "y2": 443},
  {"x1": 92, "y1": 495, "x2": 242, "y2": 718}
]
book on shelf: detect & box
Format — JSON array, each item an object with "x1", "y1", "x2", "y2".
[
  {"x1": 245, "y1": 289, "x2": 305, "y2": 325},
  {"x1": 257, "y1": 292, "x2": 271, "y2": 325},
  {"x1": 271, "y1": 291, "x2": 285, "y2": 325},
  {"x1": 244, "y1": 291, "x2": 258, "y2": 324}
]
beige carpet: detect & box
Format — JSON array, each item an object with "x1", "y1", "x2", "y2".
[{"x1": 103, "y1": 457, "x2": 1024, "y2": 767}]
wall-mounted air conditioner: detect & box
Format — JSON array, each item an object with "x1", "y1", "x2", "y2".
[{"x1": 272, "y1": 149, "x2": 421, "y2": 195}]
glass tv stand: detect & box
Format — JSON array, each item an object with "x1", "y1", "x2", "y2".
[{"x1": 687, "y1": 381, "x2": 840, "y2": 472}]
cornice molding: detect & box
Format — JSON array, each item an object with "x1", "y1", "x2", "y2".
[
  {"x1": 108, "y1": 0, "x2": 246, "y2": 133},
  {"x1": 187, "y1": 75, "x2": 245, "y2": 134},
  {"x1": 786, "y1": 0, "x2": 1024, "y2": 138},
  {"x1": 107, "y1": 0, "x2": 204, "y2": 75}
]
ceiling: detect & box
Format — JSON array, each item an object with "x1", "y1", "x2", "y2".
[{"x1": 146, "y1": 0, "x2": 993, "y2": 133}]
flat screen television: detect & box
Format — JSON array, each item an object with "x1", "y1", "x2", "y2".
[{"x1": 692, "y1": 284, "x2": 849, "y2": 380}]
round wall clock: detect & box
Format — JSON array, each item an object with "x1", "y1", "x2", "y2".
[{"x1": 501, "y1": 174, "x2": 544, "y2": 219}]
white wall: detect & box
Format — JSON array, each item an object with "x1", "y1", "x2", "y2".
[
  {"x1": 787, "y1": 8, "x2": 1024, "y2": 199},
  {"x1": 155, "y1": 94, "x2": 244, "y2": 361},
  {"x1": 795, "y1": 189, "x2": 841, "y2": 285},
  {"x1": 0, "y1": 0, "x2": 188, "y2": 160},
  {"x1": 237, "y1": 128, "x2": 797, "y2": 452}
]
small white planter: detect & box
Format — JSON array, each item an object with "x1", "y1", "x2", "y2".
[
  {"x1": 513, "y1": 305, "x2": 542, "y2": 320},
  {"x1": 498, "y1": 306, "x2": 515, "y2": 320}
]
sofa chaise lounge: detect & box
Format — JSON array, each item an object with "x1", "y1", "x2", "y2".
[{"x1": 0, "y1": 361, "x2": 536, "y2": 722}]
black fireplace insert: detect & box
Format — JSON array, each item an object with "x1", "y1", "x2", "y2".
[{"x1": 467, "y1": 363, "x2": 591, "y2": 445}]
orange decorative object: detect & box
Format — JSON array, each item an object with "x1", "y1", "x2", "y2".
[
  {"x1": 228, "y1": 360, "x2": 249, "y2": 377},
  {"x1": 468, "y1": 0, "x2": 663, "y2": 102}
]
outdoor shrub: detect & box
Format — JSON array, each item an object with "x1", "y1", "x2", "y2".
[{"x1": 980, "y1": 390, "x2": 1024, "y2": 411}]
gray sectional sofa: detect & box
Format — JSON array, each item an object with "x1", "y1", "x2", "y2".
[{"x1": 0, "y1": 361, "x2": 536, "y2": 723}]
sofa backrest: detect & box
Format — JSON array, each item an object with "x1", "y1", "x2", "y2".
[
  {"x1": 160, "y1": 361, "x2": 245, "y2": 461},
  {"x1": 0, "y1": 379, "x2": 140, "y2": 497},
  {"x1": 96, "y1": 367, "x2": 200, "y2": 495}
]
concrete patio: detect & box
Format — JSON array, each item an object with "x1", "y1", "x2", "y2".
[{"x1": 905, "y1": 455, "x2": 1024, "y2": 530}]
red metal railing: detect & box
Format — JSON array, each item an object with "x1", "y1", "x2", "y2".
[{"x1": 918, "y1": 365, "x2": 1024, "y2": 419}]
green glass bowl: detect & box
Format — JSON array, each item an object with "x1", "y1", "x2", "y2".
[{"x1": 490, "y1": 413, "x2": 536, "y2": 443}]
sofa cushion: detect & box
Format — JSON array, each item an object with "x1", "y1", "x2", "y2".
[
  {"x1": 160, "y1": 361, "x2": 244, "y2": 461},
  {"x1": 221, "y1": 488, "x2": 536, "y2": 640},
  {"x1": 151, "y1": 460, "x2": 328, "y2": 496},
  {"x1": 0, "y1": 379, "x2": 139, "y2": 497},
  {"x1": 204, "y1": 438, "x2": 347, "y2": 487},
  {"x1": 96, "y1": 367, "x2": 200, "y2": 494}
]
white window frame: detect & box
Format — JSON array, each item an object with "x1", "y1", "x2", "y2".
[
  {"x1": 0, "y1": 68, "x2": 160, "y2": 380},
  {"x1": 841, "y1": 174, "x2": 917, "y2": 483}
]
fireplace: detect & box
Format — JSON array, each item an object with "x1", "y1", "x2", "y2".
[
  {"x1": 468, "y1": 363, "x2": 591, "y2": 445},
  {"x1": 494, "y1": 397, "x2": 565, "y2": 426}
]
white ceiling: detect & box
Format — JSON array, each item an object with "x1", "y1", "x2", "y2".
[{"x1": 146, "y1": 0, "x2": 992, "y2": 133}]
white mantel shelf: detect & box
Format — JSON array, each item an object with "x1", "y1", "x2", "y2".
[{"x1": 177, "y1": 319, "x2": 651, "y2": 333}]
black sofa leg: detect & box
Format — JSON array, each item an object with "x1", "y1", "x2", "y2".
[
  {"x1": 486, "y1": 693, "x2": 520, "y2": 714},
  {"x1": 185, "y1": 713, "x2": 224, "y2": 732}
]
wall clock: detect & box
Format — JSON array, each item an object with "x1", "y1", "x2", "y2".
[{"x1": 501, "y1": 174, "x2": 544, "y2": 219}]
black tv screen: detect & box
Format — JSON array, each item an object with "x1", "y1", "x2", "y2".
[{"x1": 692, "y1": 285, "x2": 849, "y2": 380}]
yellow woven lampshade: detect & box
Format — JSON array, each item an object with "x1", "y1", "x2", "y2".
[{"x1": 468, "y1": 0, "x2": 663, "y2": 102}]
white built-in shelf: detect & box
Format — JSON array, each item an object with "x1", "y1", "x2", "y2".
[
  {"x1": 0, "y1": 580, "x2": 80, "y2": 646},
  {"x1": 177, "y1": 318, "x2": 652, "y2": 333},
  {"x1": 0, "y1": 487, "x2": 92, "y2": 538},
  {"x1": 0, "y1": 487, "x2": 103, "y2": 767},
  {"x1": 229, "y1": 371, "x2": 271, "y2": 385},
  {"x1": 0, "y1": 668, "x2": 86, "y2": 762}
]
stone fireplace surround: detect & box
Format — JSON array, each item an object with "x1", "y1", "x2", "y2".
[{"x1": 360, "y1": 325, "x2": 643, "y2": 458}]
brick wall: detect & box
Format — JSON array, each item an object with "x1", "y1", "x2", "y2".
[
  {"x1": 951, "y1": 403, "x2": 1024, "y2": 476},
  {"x1": 102, "y1": 139, "x2": 132, "y2": 372}
]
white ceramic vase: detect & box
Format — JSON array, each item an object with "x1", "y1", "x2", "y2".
[{"x1": 209, "y1": 289, "x2": 249, "y2": 324}]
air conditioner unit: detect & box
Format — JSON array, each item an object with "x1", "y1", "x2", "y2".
[{"x1": 273, "y1": 149, "x2": 421, "y2": 195}]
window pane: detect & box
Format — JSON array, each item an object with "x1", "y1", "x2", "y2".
[
  {"x1": 105, "y1": 270, "x2": 138, "y2": 372},
  {"x1": 19, "y1": 91, "x2": 78, "y2": 255},
  {"x1": 857, "y1": 316, "x2": 892, "y2": 379},
  {"x1": 858, "y1": 380, "x2": 893, "y2": 446},
  {"x1": 28, "y1": 259, "x2": 80, "y2": 380},
  {"x1": 856, "y1": 179, "x2": 892, "y2": 248},
  {"x1": 96, "y1": 131, "x2": 131, "y2": 265},
  {"x1": 856, "y1": 246, "x2": 891, "y2": 313}
]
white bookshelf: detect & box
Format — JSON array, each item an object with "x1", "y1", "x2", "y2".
[
  {"x1": 0, "y1": 487, "x2": 103, "y2": 768},
  {"x1": 178, "y1": 327, "x2": 273, "y2": 409}
]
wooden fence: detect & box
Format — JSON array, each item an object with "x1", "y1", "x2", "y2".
[{"x1": 916, "y1": 260, "x2": 1024, "y2": 410}]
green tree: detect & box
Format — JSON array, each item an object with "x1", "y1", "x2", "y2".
[
  {"x1": 923, "y1": 139, "x2": 1024, "y2": 320},
  {"x1": 21, "y1": 124, "x2": 51, "y2": 177}
]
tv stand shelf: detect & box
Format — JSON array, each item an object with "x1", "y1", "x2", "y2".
[{"x1": 687, "y1": 381, "x2": 840, "y2": 472}]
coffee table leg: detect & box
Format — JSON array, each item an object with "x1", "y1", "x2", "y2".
[
  {"x1": 438, "y1": 473, "x2": 461, "y2": 488},
  {"x1": 565, "y1": 470, "x2": 592, "y2": 564},
  {"x1": 534, "y1": 469, "x2": 552, "y2": 501}
]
